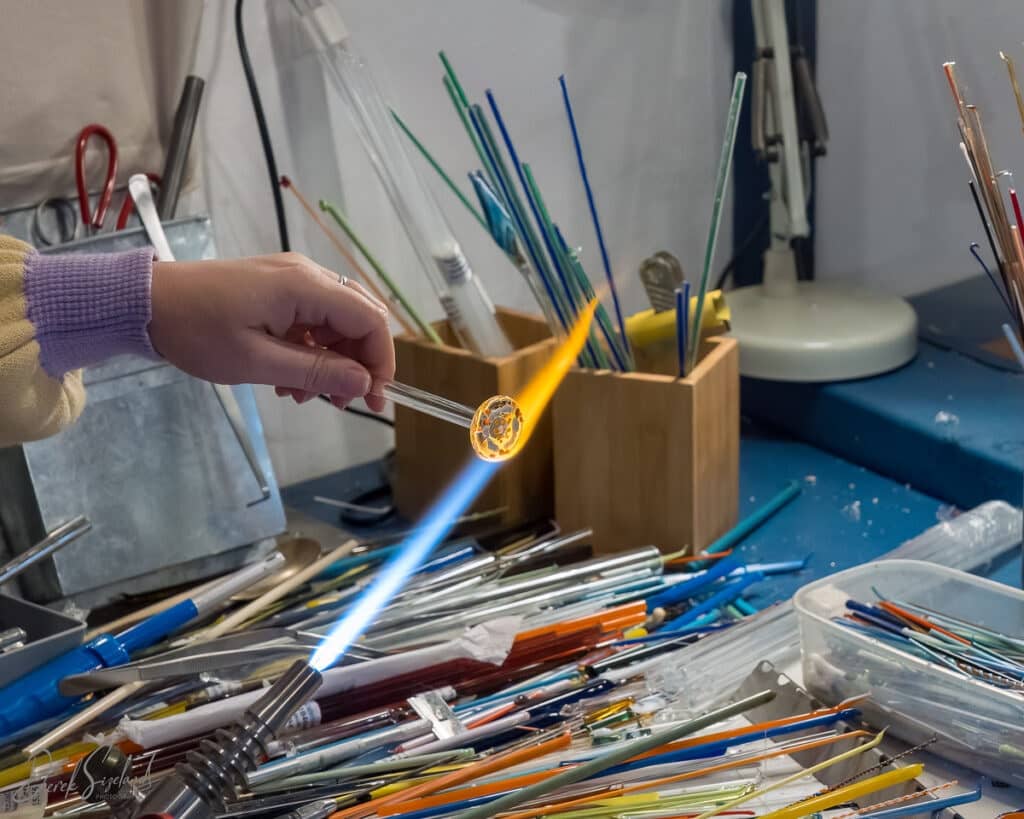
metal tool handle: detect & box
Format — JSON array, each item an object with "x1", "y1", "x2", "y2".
[
  {"x1": 211, "y1": 383, "x2": 272, "y2": 502},
  {"x1": 61, "y1": 643, "x2": 312, "y2": 695},
  {"x1": 76, "y1": 124, "x2": 118, "y2": 232},
  {"x1": 638, "y1": 255, "x2": 680, "y2": 314},
  {"x1": 129, "y1": 174, "x2": 271, "y2": 503},
  {"x1": 128, "y1": 175, "x2": 175, "y2": 262},
  {"x1": 157, "y1": 75, "x2": 205, "y2": 219},
  {"x1": 0, "y1": 515, "x2": 91, "y2": 586}
]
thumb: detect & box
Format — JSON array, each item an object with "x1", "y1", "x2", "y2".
[{"x1": 247, "y1": 335, "x2": 372, "y2": 401}]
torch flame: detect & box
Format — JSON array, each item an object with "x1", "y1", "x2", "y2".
[
  {"x1": 308, "y1": 302, "x2": 598, "y2": 670},
  {"x1": 512, "y1": 298, "x2": 599, "y2": 456}
]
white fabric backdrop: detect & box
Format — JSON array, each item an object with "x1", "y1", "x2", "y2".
[
  {"x1": 816, "y1": 0, "x2": 1024, "y2": 296},
  {"x1": 200, "y1": 0, "x2": 733, "y2": 485}
]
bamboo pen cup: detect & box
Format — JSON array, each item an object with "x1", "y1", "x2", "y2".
[{"x1": 552, "y1": 336, "x2": 739, "y2": 556}]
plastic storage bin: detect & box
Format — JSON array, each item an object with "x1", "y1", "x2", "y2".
[{"x1": 796, "y1": 560, "x2": 1024, "y2": 787}]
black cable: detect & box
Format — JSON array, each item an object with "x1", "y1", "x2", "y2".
[
  {"x1": 234, "y1": 3, "x2": 398, "y2": 513},
  {"x1": 314, "y1": 396, "x2": 395, "y2": 523},
  {"x1": 316, "y1": 394, "x2": 396, "y2": 428},
  {"x1": 343, "y1": 404, "x2": 397, "y2": 427},
  {"x1": 335, "y1": 483, "x2": 396, "y2": 527},
  {"x1": 235, "y1": 0, "x2": 290, "y2": 252},
  {"x1": 715, "y1": 211, "x2": 769, "y2": 291},
  {"x1": 235, "y1": 8, "x2": 391, "y2": 430}
]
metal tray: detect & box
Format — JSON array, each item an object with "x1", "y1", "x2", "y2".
[
  {"x1": 0, "y1": 594, "x2": 84, "y2": 688},
  {"x1": 0, "y1": 218, "x2": 284, "y2": 607}
]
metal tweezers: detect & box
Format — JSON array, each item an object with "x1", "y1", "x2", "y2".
[{"x1": 58, "y1": 629, "x2": 323, "y2": 696}]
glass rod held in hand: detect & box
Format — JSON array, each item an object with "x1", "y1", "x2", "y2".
[
  {"x1": 291, "y1": 0, "x2": 512, "y2": 357},
  {"x1": 379, "y1": 382, "x2": 523, "y2": 462}
]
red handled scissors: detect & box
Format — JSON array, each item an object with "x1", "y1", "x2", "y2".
[
  {"x1": 31, "y1": 125, "x2": 161, "y2": 246},
  {"x1": 74, "y1": 124, "x2": 160, "y2": 233},
  {"x1": 75, "y1": 124, "x2": 118, "y2": 233}
]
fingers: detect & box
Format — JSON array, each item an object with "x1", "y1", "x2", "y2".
[
  {"x1": 276, "y1": 328, "x2": 317, "y2": 403},
  {"x1": 254, "y1": 335, "x2": 372, "y2": 406},
  {"x1": 363, "y1": 388, "x2": 386, "y2": 413},
  {"x1": 285, "y1": 262, "x2": 396, "y2": 389},
  {"x1": 315, "y1": 264, "x2": 387, "y2": 312},
  {"x1": 275, "y1": 385, "x2": 316, "y2": 404},
  {"x1": 274, "y1": 326, "x2": 390, "y2": 410},
  {"x1": 260, "y1": 255, "x2": 396, "y2": 414}
]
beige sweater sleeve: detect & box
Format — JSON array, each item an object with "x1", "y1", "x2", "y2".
[{"x1": 0, "y1": 236, "x2": 85, "y2": 446}]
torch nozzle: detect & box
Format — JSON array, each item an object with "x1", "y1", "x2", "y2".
[{"x1": 134, "y1": 661, "x2": 322, "y2": 819}]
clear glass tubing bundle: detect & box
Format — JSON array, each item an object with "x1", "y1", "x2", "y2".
[{"x1": 291, "y1": 0, "x2": 513, "y2": 357}]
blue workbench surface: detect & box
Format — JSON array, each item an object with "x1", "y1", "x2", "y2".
[
  {"x1": 742, "y1": 341, "x2": 1024, "y2": 511},
  {"x1": 281, "y1": 422, "x2": 1023, "y2": 603},
  {"x1": 734, "y1": 423, "x2": 1020, "y2": 600}
]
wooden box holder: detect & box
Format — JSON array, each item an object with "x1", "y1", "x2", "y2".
[
  {"x1": 393, "y1": 308, "x2": 556, "y2": 526},
  {"x1": 552, "y1": 336, "x2": 739, "y2": 556}
]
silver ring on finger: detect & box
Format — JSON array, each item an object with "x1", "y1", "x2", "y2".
[{"x1": 339, "y1": 274, "x2": 349, "y2": 286}]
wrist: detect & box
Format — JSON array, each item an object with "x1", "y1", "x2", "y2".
[
  {"x1": 24, "y1": 247, "x2": 159, "y2": 378},
  {"x1": 150, "y1": 261, "x2": 166, "y2": 357}
]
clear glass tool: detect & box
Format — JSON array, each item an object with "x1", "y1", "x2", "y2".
[
  {"x1": 381, "y1": 382, "x2": 522, "y2": 462},
  {"x1": 292, "y1": 0, "x2": 513, "y2": 358}
]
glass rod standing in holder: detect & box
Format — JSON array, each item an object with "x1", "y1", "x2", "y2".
[
  {"x1": 378, "y1": 382, "x2": 523, "y2": 462},
  {"x1": 292, "y1": 0, "x2": 513, "y2": 357}
]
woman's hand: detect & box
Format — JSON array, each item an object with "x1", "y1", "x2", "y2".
[{"x1": 149, "y1": 252, "x2": 394, "y2": 411}]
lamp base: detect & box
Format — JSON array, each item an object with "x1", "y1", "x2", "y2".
[{"x1": 727, "y1": 281, "x2": 918, "y2": 381}]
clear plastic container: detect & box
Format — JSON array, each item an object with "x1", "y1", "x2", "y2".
[{"x1": 796, "y1": 559, "x2": 1024, "y2": 787}]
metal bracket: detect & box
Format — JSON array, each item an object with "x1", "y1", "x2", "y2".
[
  {"x1": 408, "y1": 690, "x2": 465, "y2": 740},
  {"x1": 735, "y1": 662, "x2": 926, "y2": 794}
]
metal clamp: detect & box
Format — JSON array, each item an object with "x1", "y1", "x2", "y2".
[{"x1": 59, "y1": 628, "x2": 319, "y2": 695}]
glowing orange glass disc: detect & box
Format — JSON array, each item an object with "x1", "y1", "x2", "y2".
[{"x1": 469, "y1": 395, "x2": 523, "y2": 462}]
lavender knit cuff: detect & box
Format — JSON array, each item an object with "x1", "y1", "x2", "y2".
[{"x1": 24, "y1": 247, "x2": 158, "y2": 378}]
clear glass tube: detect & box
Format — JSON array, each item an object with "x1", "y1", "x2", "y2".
[
  {"x1": 291, "y1": 0, "x2": 512, "y2": 357},
  {"x1": 382, "y1": 381, "x2": 474, "y2": 428}
]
